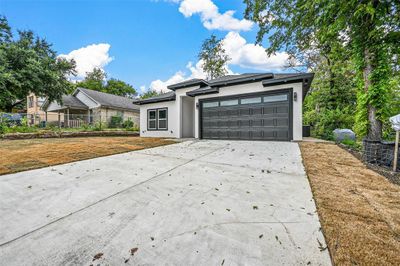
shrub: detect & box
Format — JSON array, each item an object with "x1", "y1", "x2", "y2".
[
  {"x1": 304, "y1": 107, "x2": 355, "y2": 140},
  {"x1": 93, "y1": 121, "x2": 105, "y2": 131},
  {"x1": 341, "y1": 138, "x2": 362, "y2": 151},
  {"x1": 81, "y1": 123, "x2": 91, "y2": 131},
  {"x1": 0, "y1": 122, "x2": 7, "y2": 134},
  {"x1": 122, "y1": 118, "x2": 134, "y2": 129},
  {"x1": 109, "y1": 115, "x2": 123, "y2": 128}
]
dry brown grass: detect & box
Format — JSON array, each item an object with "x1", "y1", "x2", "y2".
[
  {"x1": 299, "y1": 142, "x2": 400, "y2": 265},
  {"x1": 0, "y1": 137, "x2": 175, "y2": 175}
]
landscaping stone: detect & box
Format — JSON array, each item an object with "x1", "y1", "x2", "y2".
[{"x1": 333, "y1": 128, "x2": 356, "y2": 142}]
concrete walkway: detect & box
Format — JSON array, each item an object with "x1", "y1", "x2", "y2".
[{"x1": 0, "y1": 140, "x2": 331, "y2": 265}]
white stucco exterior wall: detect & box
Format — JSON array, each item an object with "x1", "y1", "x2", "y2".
[
  {"x1": 139, "y1": 81, "x2": 304, "y2": 141},
  {"x1": 139, "y1": 100, "x2": 179, "y2": 138}
]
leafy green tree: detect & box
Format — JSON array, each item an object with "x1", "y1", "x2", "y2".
[
  {"x1": 198, "y1": 34, "x2": 230, "y2": 80},
  {"x1": 0, "y1": 16, "x2": 76, "y2": 112},
  {"x1": 140, "y1": 90, "x2": 160, "y2": 99},
  {"x1": 76, "y1": 68, "x2": 106, "y2": 92},
  {"x1": 304, "y1": 56, "x2": 357, "y2": 139},
  {"x1": 77, "y1": 68, "x2": 136, "y2": 97},
  {"x1": 105, "y1": 78, "x2": 136, "y2": 98},
  {"x1": 244, "y1": 0, "x2": 400, "y2": 140}
]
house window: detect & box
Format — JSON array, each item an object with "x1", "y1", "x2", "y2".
[
  {"x1": 203, "y1": 101, "x2": 219, "y2": 108},
  {"x1": 37, "y1": 97, "x2": 45, "y2": 108},
  {"x1": 263, "y1": 94, "x2": 288, "y2": 103},
  {"x1": 220, "y1": 99, "x2": 239, "y2": 106},
  {"x1": 241, "y1": 97, "x2": 261, "y2": 104},
  {"x1": 158, "y1": 109, "x2": 167, "y2": 129},
  {"x1": 147, "y1": 108, "x2": 168, "y2": 130},
  {"x1": 148, "y1": 110, "x2": 157, "y2": 130},
  {"x1": 28, "y1": 96, "x2": 34, "y2": 108}
]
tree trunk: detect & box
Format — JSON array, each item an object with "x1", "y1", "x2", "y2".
[
  {"x1": 363, "y1": 48, "x2": 382, "y2": 140},
  {"x1": 326, "y1": 56, "x2": 335, "y2": 108}
]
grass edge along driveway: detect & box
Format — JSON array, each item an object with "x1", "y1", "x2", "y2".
[
  {"x1": 0, "y1": 137, "x2": 176, "y2": 175},
  {"x1": 299, "y1": 142, "x2": 400, "y2": 265}
]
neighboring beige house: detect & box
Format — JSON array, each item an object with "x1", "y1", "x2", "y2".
[
  {"x1": 41, "y1": 88, "x2": 140, "y2": 128},
  {"x1": 27, "y1": 93, "x2": 58, "y2": 125}
]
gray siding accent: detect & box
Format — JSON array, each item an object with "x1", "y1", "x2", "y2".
[{"x1": 75, "y1": 91, "x2": 100, "y2": 109}]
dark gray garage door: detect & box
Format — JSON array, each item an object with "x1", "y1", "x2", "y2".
[{"x1": 200, "y1": 90, "x2": 292, "y2": 141}]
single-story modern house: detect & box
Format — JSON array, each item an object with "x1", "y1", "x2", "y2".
[
  {"x1": 42, "y1": 88, "x2": 140, "y2": 127},
  {"x1": 134, "y1": 72, "x2": 313, "y2": 141}
]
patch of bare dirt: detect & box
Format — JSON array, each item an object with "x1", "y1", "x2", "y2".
[
  {"x1": 299, "y1": 142, "x2": 400, "y2": 265},
  {"x1": 0, "y1": 137, "x2": 176, "y2": 175}
]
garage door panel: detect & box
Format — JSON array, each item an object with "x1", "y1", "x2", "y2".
[
  {"x1": 250, "y1": 131, "x2": 263, "y2": 139},
  {"x1": 219, "y1": 131, "x2": 228, "y2": 138},
  {"x1": 239, "y1": 120, "x2": 251, "y2": 127},
  {"x1": 276, "y1": 118, "x2": 289, "y2": 126},
  {"x1": 262, "y1": 131, "x2": 275, "y2": 139},
  {"x1": 252, "y1": 119, "x2": 263, "y2": 127},
  {"x1": 263, "y1": 118, "x2": 275, "y2": 127},
  {"x1": 201, "y1": 91, "x2": 291, "y2": 141},
  {"x1": 276, "y1": 106, "x2": 289, "y2": 114},
  {"x1": 276, "y1": 130, "x2": 289, "y2": 140},
  {"x1": 263, "y1": 106, "x2": 274, "y2": 114},
  {"x1": 251, "y1": 107, "x2": 263, "y2": 115},
  {"x1": 240, "y1": 108, "x2": 251, "y2": 116}
]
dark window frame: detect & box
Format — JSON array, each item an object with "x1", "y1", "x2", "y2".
[{"x1": 147, "y1": 107, "x2": 168, "y2": 131}]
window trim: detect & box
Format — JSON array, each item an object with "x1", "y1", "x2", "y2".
[
  {"x1": 147, "y1": 107, "x2": 168, "y2": 131},
  {"x1": 157, "y1": 108, "x2": 168, "y2": 130},
  {"x1": 147, "y1": 110, "x2": 157, "y2": 130}
]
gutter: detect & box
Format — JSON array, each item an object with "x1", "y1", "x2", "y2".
[
  {"x1": 262, "y1": 73, "x2": 314, "y2": 87},
  {"x1": 186, "y1": 87, "x2": 219, "y2": 97},
  {"x1": 133, "y1": 95, "x2": 176, "y2": 105}
]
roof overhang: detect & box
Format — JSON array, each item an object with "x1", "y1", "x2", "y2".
[
  {"x1": 167, "y1": 80, "x2": 208, "y2": 91},
  {"x1": 46, "y1": 105, "x2": 89, "y2": 112},
  {"x1": 262, "y1": 73, "x2": 314, "y2": 100},
  {"x1": 168, "y1": 73, "x2": 275, "y2": 91},
  {"x1": 211, "y1": 73, "x2": 274, "y2": 87},
  {"x1": 186, "y1": 87, "x2": 219, "y2": 97},
  {"x1": 133, "y1": 94, "x2": 176, "y2": 105}
]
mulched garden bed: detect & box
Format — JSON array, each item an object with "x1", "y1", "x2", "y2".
[{"x1": 300, "y1": 142, "x2": 400, "y2": 265}]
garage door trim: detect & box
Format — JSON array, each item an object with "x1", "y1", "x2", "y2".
[{"x1": 198, "y1": 88, "x2": 293, "y2": 141}]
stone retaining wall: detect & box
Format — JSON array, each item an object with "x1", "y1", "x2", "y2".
[{"x1": 1, "y1": 131, "x2": 139, "y2": 140}]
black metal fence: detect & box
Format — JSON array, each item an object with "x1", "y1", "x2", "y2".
[{"x1": 363, "y1": 139, "x2": 399, "y2": 171}]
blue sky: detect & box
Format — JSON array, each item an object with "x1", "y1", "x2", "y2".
[{"x1": 1, "y1": 0, "x2": 289, "y2": 94}]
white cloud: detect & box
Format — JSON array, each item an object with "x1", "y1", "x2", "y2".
[
  {"x1": 186, "y1": 60, "x2": 207, "y2": 79},
  {"x1": 139, "y1": 85, "x2": 147, "y2": 94},
  {"x1": 223, "y1": 31, "x2": 289, "y2": 70},
  {"x1": 59, "y1": 43, "x2": 113, "y2": 79},
  {"x1": 148, "y1": 61, "x2": 207, "y2": 93},
  {"x1": 150, "y1": 71, "x2": 187, "y2": 93},
  {"x1": 148, "y1": 59, "x2": 238, "y2": 93},
  {"x1": 178, "y1": 0, "x2": 253, "y2": 31}
]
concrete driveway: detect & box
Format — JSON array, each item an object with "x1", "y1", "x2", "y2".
[{"x1": 0, "y1": 140, "x2": 331, "y2": 265}]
